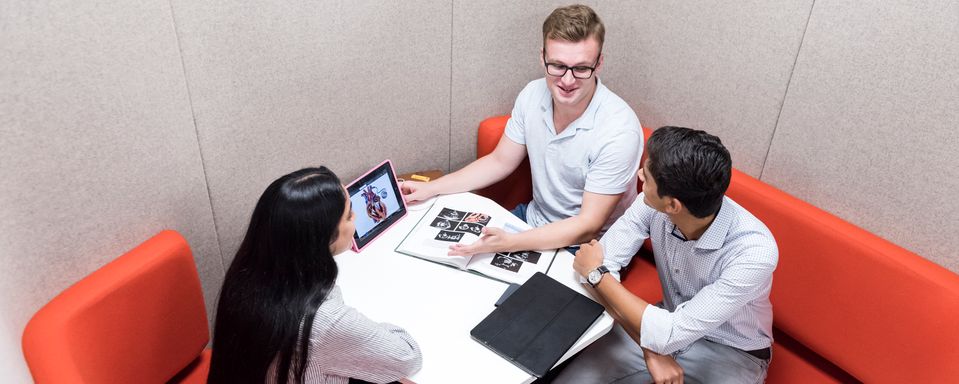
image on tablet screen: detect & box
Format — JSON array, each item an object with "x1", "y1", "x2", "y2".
[{"x1": 350, "y1": 171, "x2": 401, "y2": 238}]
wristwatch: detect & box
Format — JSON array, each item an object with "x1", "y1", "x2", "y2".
[{"x1": 587, "y1": 265, "x2": 610, "y2": 288}]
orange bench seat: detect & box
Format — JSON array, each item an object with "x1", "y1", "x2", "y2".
[{"x1": 475, "y1": 115, "x2": 959, "y2": 383}]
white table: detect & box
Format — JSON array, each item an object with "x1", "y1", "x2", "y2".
[{"x1": 335, "y1": 193, "x2": 613, "y2": 383}]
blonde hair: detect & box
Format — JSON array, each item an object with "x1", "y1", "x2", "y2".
[{"x1": 542, "y1": 4, "x2": 605, "y2": 50}]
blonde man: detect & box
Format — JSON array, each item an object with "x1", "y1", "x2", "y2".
[{"x1": 403, "y1": 4, "x2": 642, "y2": 256}]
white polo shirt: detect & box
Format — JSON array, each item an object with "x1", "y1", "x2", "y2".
[{"x1": 504, "y1": 78, "x2": 642, "y2": 231}]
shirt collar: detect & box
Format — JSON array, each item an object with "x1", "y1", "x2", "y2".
[
  {"x1": 694, "y1": 196, "x2": 733, "y2": 250},
  {"x1": 539, "y1": 77, "x2": 608, "y2": 133}
]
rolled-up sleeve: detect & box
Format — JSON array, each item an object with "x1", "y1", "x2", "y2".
[
  {"x1": 599, "y1": 197, "x2": 655, "y2": 279},
  {"x1": 639, "y1": 245, "x2": 778, "y2": 354}
]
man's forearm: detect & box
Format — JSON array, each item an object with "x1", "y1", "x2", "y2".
[
  {"x1": 592, "y1": 274, "x2": 651, "y2": 339},
  {"x1": 508, "y1": 215, "x2": 603, "y2": 251},
  {"x1": 428, "y1": 154, "x2": 518, "y2": 195},
  {"x1": 592, "y1": 283, "x2": 682, "y2": 380},
  {"x1": 587, "y1": 284, "x2": 644, "y2": 344},
  {"x1": 506, "y1": 190, "x2": 622, "y2": 251}
]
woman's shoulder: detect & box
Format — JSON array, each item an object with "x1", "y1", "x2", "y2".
[
  {"x1": 308, "y1": 285, "x2": 415, "y2": 358},
  {"x1": 310, "y1": 285, "x2": 375, "y2": 339},
  {"x1": 313, "y1": 285, "x2": 345, "y2": 321},
  {"x1": 305, "y1": 288, "x2": 423, "y2": 379}
]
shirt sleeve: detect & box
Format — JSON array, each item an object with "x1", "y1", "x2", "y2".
[
  {"x1": 639, "y1": 242, "x2": 778, "y2": 354},
  {"x1": 503, "y1": 82, "x2": 535, "y2": 145},
  {"x1": 311, "y1": 297, "x2": 423, "y2": 382},
  {"x1": 599, "y1": 196, "x2": 656, "y2": 280},
  {"x1": 584, "y1": 110, "x2": 642, "y2": 195}
]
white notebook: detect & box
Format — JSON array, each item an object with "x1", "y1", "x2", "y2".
[{"x1": 395, "y1": 193, "x2": 557, "y2": 285}]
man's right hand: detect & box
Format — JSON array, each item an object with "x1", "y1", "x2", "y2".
[
  {"x1": 400, "y1": 180, "x2": 436, "y2": 203},
  {"x1": 644, "y1": 348, "x2": 684, "y2": 384}
]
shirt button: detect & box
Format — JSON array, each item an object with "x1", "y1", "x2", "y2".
[
  {"x1": 675, "y1": 291, "x2": 681, "y2": 296},
  {"x1": 674, "y1": 269, "x2": 680, "y2": 273}
]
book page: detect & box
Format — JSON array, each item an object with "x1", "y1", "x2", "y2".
[
  {"x1": 466, "y1": 247, "x2": 556, "y2": 286},
  {"x1": 455, "y1": 198, "x2": 556, "y2": 285},
  {"x1": 395, "y1": 198, "x2": 493, "y2": 270},
  {"x1": 396, "y1": 193, "x2": 558, "y2": 285}
]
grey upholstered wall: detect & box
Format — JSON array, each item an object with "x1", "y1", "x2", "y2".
[
  {"x1": 450, "y1": 0, "x2": 817, "y2": 176},
  {"x1": 1, "y1": 1, "x2": 224, "y2": 381},
  {"x1": 168, "y1": 0, "x2": 452, "y2": 263},
  {"x1": 763, "y1": 1, "x2": 959, "y2": 271},
  {"x1": 2, "y1": 1, "x2": 957, "y2": 381},
  {"x1": 449, "y1": 0, "x2": 958, "y2": 274}
]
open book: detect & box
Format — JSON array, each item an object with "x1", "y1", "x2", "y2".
[{"x1": 395, "y1": 193, "x2": 557, "y2": 285}]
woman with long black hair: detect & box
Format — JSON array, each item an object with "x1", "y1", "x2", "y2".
[{"x1": 208, "y1": 167, "x2": 421, "y2": 384}]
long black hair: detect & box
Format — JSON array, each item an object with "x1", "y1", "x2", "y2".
[{"x1": 209, "y1": 166, "x2": 346, "y2": 384}]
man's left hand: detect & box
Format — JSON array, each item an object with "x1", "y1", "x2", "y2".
[
  {"x1": 573, "y1": 239, "x2": 604, "y2": 278},
  {"x1": 449, "y1": 227, "x2": 513, "y2": 256}
]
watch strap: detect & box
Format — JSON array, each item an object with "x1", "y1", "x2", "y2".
[{"x1": 589, "y1": 265, "x2": 610, "y2": 287}]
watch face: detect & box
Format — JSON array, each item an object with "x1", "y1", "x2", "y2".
[{"x1": 588, "y1": 269, "x2": 600, "y2": 285}]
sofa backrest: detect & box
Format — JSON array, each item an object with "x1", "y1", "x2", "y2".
[
  {"x1": 476, "y1": 115, "x2": 532, "y2": 209},
  {"x1": 727, "y1": 170, "x2": 959, "y2": 383},
  {"x1": 476, "y1": 115, "x2": 959, "y2": 381},
  {"x1": 22, "y1": 230, "x2": 210, "y2": 383}
]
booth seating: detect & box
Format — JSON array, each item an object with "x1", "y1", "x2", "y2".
[
  {"x1": 22, "y1": 230, "x2": 211, "y2": 384},
  {"x1": 475, "y1": 115, "x2": 959, "y2": 383}
]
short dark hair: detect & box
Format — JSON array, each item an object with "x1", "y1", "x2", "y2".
[{"x1": 646, "y1": 126, "x2": 732, "y2": 218}]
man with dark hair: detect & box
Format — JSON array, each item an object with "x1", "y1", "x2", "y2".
[
  {"x1": 555, "y1": 127, "x2": 778, "y2": 384},
  {"x1": 401, "y1": 4, "x2": 642, "y2": 256}
]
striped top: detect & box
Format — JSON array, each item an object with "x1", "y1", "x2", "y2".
[
  {"x1": 267, "y1": 286, "x2": 422, "y2": 383},
  {"x1": 600, "y1": 194, "x2": 778, "y2": 355}
]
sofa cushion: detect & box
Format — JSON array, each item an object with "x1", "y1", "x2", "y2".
[
  {"x1": 476, "y1": 115, "x2": 532, "y2": 210},
  {"x1": 474, "y1": 115, "x2": 959, "y2": 382},
  {"x1": 726, "y1": 169, "x2": 959, "y2": 383}
]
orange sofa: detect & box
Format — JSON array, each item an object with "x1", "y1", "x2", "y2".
[
  {"x1": 475, "y1": 116, "x2": 959, "y2": 383},
  {"x1": 22, "y1": 230, "x2": 211, "y2": 383}
]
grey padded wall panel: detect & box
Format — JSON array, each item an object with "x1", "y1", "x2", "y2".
[
  {"x1": 450, "y1": 1, "x2": 813, "y2": 177},
  {"x1": 0, "y1": 304, "x2": 30, "y2": 382},
  {"x1": 170, "y1": 0, "x2": 452, "y2": 262},
  {"x1": 764, "y1": 0, "x2": 959, "y2": 272},
  {"x1": 600, "y1": 0, "x2": 814, "y2": 176},
  {"x1": 3, "y1": 2, "x2": 958, "y2": 382},
  {"x1": 450, "y1": 0, "x2": 577, "y2": 170},
  {"x1": 0, "y1": 0, "x2": 224, "y2": 376}
]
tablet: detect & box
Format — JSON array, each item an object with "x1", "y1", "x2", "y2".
[{"x1": 346, "y1": 160, "x2": 407, "y2": 252}]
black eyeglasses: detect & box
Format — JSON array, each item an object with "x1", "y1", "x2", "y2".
[{"x1": 543, "y1": 51, "x2": 601, "y2": 79}]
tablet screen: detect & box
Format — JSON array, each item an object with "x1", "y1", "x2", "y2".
[{"x1": 346, "y1": 160, "x2": 407, "y2": 251}]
